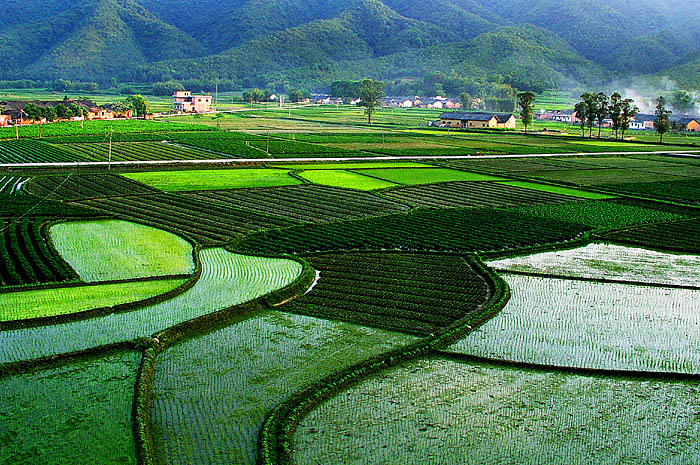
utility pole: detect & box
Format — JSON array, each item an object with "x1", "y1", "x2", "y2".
[
  {"x1": 15, "y1": 124, "x2": 18, "y2": 140},
  {"x1": 108, "y1": 126, "x2": 113, "y2": 170}
]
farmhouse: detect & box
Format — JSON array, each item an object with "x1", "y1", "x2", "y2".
[
  {"x1": 173, "y1": 91, "x2": 212, "y2": 113},
  {"x1": 439, "y1": 112, "x2": 517, "y2": 129},
  {"x1": 0, "y1": 99, "x2": 127, "y2": 124},
  {"x1": 673, "y1": 117, "x2": 700, "y2": 132}
]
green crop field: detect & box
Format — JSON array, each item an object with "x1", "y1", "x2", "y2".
[
  {"x1": 0, "y1": 278, "x2": 185, "y2": 321},
  {"x1": 293, "y1": 357, "x2": 700, "y2": 465},
  {"x1": 122, "y1": 168, "x2": 302, "y2": 191},
  {"x1": 50, "y1": 220, "x2": 194, "y2": 281},
  {"x1": 355, "y1": 167, "x2": 505, "y2": 185},
  {"x1": 151, "y1": 311, "x2": 416, "y2": 465},
  {"x1": 298, "y1": 169, "x2": 398, "y2": 190},
  {"x1": 0, "y1": 350, "x2": 140, "y2": 465},
  {"x1": 4, "y1": 102, "x2": 700, "y2": 465}
]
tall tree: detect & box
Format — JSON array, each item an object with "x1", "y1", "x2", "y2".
[
  {"x1": 517, "y1": 91, "x2": 535, "y2": 134},
  {"x1": 358, "y1": 79, "x2": 385, "y2": 124},
  {"x1": 124, "y1": 95, "x2": 149, "y2": 119},
  {"x1": 609, "y1": 92, "x2": 623, "y2": 140},
  {"x1": 671, "y1": 90, "x2": 695, "y2": 115},
  {"x1": 580, "y1": 92, "x2": 598, "y2": 138},
  {"x1": 458, "y1": 92, "x2": 472, "y2": 109},
  {"x1": 619, "y1": 98, "x2": 639, "y2": 141},
  {"x1": 573, "y1": 101, "x2": 587, "y2": 138},
  {"x1": 654, "y1": 96, "x2": 672, "y2": 144},
  {"x1": 594, "y1": 92, "x2": 609, "y2": 138}
]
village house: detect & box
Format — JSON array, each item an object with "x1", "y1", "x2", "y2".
[
  {"x1": 0, "y1": 114, "x2": 10, "y2": 127},
  {"x1": 439, "y1": 112, "x2": 517, "y2": 129},
  {"x1": 673, "y1": 117, "x2": 700, "y2": 132},
  {"x1": 0, "y1": 99, "x2": 128, "y2": 124},
  {"x1": 173, "y1": 91, "x2": 212, "y2": 113}
]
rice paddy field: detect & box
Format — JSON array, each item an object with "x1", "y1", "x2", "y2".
[{"x1": 2, "y1": 104, "x2": 700, "y2": 465}]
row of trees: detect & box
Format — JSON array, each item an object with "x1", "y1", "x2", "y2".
[
  {"x1": 20, "y1": 95, "x2": 149, "y2": 122},
  {"x1": 573, "y1": 92, "x2": 640, "y2": 140}
]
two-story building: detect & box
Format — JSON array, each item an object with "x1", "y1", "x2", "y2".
[{"x1": 173, "y1": 91, "x2": 212, "y2": 113}]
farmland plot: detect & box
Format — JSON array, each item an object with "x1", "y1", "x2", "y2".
[
  {"x1": 60, "y1": 141, "x2": 214, "y2": 162},
  {"x1": 26, "y1": 174, "x2": 159, "y2": 201},
  {"x1": 354, "y1": 168, "x2": 504, "y2": 185},
  {"x1": 0, "y1": 278, "x2": 185, "y2": 321},
  {"x1": 599, "y1": 218, "x2": 700, "y2": 253},
  {"x1": 447, "y1": 275, "x2": 700, "y2": 373},
  {"x1": 50, "y1": 220, "x2": 194, "y2": 281},
  {"x1": 298, "y1": 170, "x2": 397, "y2": 190},
  {"x1": 0, "y1": 218, "x2": 80, "y2": 287},
  {"x1": 74, "y1": 194, "x2": 296, "y2": 246},
  {"x1": 151, "y1": 310, "x2": 417, "y2": 465},
  {"x1": 0, "y1": 140, "x2": 84, "y2": 164},
  {"x1": 0, "y1": 249, "x2": 301, "y2": 363},
  {"x1": 122, "y1": 169, "x2": 302, "y2": 191},
  {"x1": 189, "y1": 184, "x2": 410, "y2": 224},
  {"x1": 282, "y1": 253, "x2": 489, "y2": 335},
  {"x1": 293, "y1": 358, "x2": 700, "y2": 465},
  {"x1": 0, "y1": 350, "x2": 140, "y2": 465},
  {"x1": 490, "y1": 243, "x2": 700, "y2": 287},
  {"x1": 381, "y1": 181, "x2": 581, "y2": 209},
  {"x1": 236, "y1": 208, "x2": 591, "y2": 255}
]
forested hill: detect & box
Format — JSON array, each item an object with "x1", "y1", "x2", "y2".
[{"x1": 2, "y1": 0, "x2": 699, "y2": 90}]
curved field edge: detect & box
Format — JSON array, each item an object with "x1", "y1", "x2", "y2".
[
  {"x1": 133, "y1": 256, "x2": 316, "y2": 465},
  {"x1": 257, "y1": 254, "x2": 510, "y2": 465},
  {"x1": 0, "y1": 243, "x2": 203, "y2": 331},
  {"x1": 49, "y1": 220, "x2": 195, "y2": 282}
]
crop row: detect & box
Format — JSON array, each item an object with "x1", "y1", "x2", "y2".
[
  {"x1": 382, "y1": 181, "x2": 579, "y2": 209},
  {"x1": 60, "y1": 141, "x2": 216, "y2": 162},
  {"x1": 74, "y1": 194, "x2": 296, "y2": 246},
  {"x1": 0, "y1": 191, "x2": 97, "y2": 218},
  {"x1": 189, "y1": 184, "x2": 409, "y2": 224},
  {"x1": 0, "y1": 140, "x2": 84, "y2": 164},
  {"x1": 26, "y1": 174, "x2": 159, "y2": 201},
  {"x1": 234, "y1": 208, "x2": 592, "y2": 255},
  {"x1": 602, "y1": 179, "x2": 700, "y2": 205},
  {"x1": 0, "y1": 176, "x2": 29, "y2": 195},
  {"x1": 248, "y1": 140, "x2": 361, "y2": 157},
  {"x1": 0, "y1": 218, "x2": 78, "y2": 287},
  {"x1": 598, "y1": 218, "x2": 700, "y2": 253},
  {"x1": 50, "y1": 131, "x2": 269, "y2": 159},
  {"x1": 282, "y1": 252, "x2": 488, "y2": 335}
]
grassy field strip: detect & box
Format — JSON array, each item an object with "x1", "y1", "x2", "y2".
[
  {"x1": 0, "y1": 350, "x2": 140, "y2": 465},
  {"x1": 0, "y1": 250, "x2": 301, "y2": 363},
  {"x1": 122, "y1": 169, "x2": 302, "y2": 191},
  {"x1": 447, "y1": 274, "x2": 700, "y2": 373},
  {"x1": 498, "y1": 181, "x2": 616, "y2": 199},
  {"x1": 50, "y1": 220, "x2": 194, "y2": 282},
  {"x1": 489, "y1": 243, "x2": 700, "y2": 287},
  {"x1": 0, "y1": 278, "x2": 185, "y2": 322},
  {"x1": 514, "y1": 201, "x2": 684, "y2": 230},
  {"x1": 266, "y1": 162, "x2": 433, "y2": 170},
  {"x1": 298, "y1": 170, "x2": 398, "y2": 190},
  {"x1": 353, "y1": 168, "x2": 506, "y2": 185},
  {"x1": 150, "y1": 310, "x2": 418, "y2": 465},
  {"x1": 293, "y1": 357, "x2": 700, "y2": 465}
]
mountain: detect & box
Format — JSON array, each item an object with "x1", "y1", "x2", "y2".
[{"x1": 1, "y1": 0, "x2": 699, "y2": 91}]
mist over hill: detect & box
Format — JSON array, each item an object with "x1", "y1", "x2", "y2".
[{"x1": 2, "y1": 0, "x2": 699, "y2": 92}]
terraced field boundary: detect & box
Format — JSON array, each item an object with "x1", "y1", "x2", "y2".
[
  {"x1": 133, "y1": 256, "x2": 316, "y2": 465},
  {"x1": 257, "y1": 254, "x2": 510, "y2": 465},
  {"x1": 436, "y1": 352, "x2": 700, "y2": 383}
]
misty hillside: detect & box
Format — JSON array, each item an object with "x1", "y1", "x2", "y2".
[{"x1": 2, "y1": 0, "x2": 699, "y2": 90}]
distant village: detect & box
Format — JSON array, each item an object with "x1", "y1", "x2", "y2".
[{"x1": 1, "y1": 90, "x2": 698, "y2": 133}]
